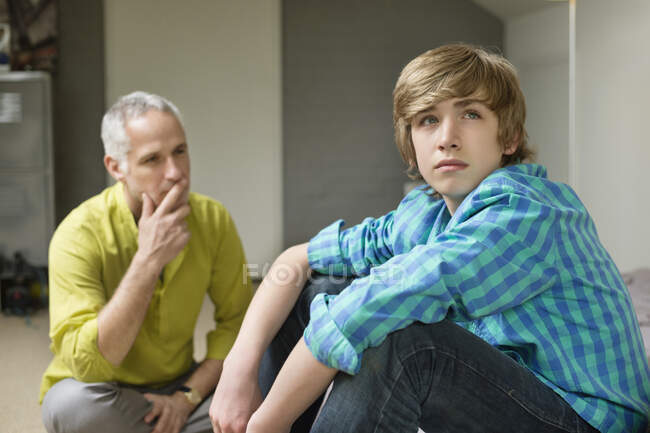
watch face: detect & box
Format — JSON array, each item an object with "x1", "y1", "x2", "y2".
[{"x1": 185, "y1": 389, "x2": 202, "y2": 405}]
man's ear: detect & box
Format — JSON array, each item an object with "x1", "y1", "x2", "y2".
[{"x1": 104, "y1": 155, "x2": 126, "y2": 182}]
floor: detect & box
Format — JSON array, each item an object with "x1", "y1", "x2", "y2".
[{"x1": 1, "y1": 308, "x2": 52, "y2": 433}]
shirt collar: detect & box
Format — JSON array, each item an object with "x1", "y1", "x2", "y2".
[{"x1": 113, "y1": 182, "x2": 140, "y2": 240}]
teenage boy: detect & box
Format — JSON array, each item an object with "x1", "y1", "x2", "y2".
[{"x1": 210, "y1": 44, "x2": 650, "y2": 433}]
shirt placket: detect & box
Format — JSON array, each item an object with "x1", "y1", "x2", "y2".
[{"x1": 150, "y1": 273, "x2": 164, "y2": 337}]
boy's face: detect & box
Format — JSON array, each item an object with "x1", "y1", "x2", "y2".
[{"x1": 410, "y1": 96, "x2": 516, "y2": 214}]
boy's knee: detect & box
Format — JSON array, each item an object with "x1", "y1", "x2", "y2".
[
  {"x1": 42, "y1": 379, "x2": 122, "y2": 433},
  {"x1": 358, "y1": 320, "x2": 461, "y2": 377}
]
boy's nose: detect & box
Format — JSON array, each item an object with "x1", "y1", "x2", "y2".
[{"x1": 437, "y1": 118, "x2": 460, "y2": 150}]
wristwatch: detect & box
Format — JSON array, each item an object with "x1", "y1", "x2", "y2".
[{"x1": 178, "y1": 385, "x2": 202, "y2": 405}]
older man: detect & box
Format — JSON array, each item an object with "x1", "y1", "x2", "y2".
[{"x1": 40, "y1": 92, "x2": 252, "y2": 433}]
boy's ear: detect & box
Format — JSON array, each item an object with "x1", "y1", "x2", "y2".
[
  {"x1": 503, "y1": 132, "x2": 520, "y2": 156},
  {"x1": 104, "y1": 155, "x2": 126, "y2": 182}
]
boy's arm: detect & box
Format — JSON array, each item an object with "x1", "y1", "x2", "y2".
[
  {"x1": 305, "y1": 201, "x2": 561, "y2": 375},
  {"x1": 309, "y1": 212, "x2": 396, "y2": 278},
  {"x1": 309, "y1": 187, "x2": 433, "y2": 278},
  {"x1": 246, "y1": 338, "x2": 337, "y2": 433},
  {"x1": 209, "y1": 243, "x2": 311, "y2": 433}
]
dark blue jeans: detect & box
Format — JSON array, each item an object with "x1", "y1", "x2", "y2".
[{"x1": 259, "y1": 275, "x2": 600, "y2": 433}]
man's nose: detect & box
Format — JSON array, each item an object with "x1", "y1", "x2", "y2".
[
  {"x1": 437, "y1": 118, "x2": 460, "y2": 151},
  {"x1": 164, "y1": 157, "x2": 184, "y2": 180}
]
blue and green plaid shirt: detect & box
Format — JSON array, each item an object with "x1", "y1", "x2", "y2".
[{"x1": 304, "y1": 164, "x2": 649, "y2": 433}]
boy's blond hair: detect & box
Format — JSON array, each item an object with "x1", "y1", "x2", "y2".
[{"x1": 393, "y1": 44, "x2": 533, "y2": 179}]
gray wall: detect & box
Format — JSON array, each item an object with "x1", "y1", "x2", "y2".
[
  {"x1": 283, "y1": 0, "x2": 503, "y2": 246},
  {"x1": 53, "y1": 0, "x2": 105, "y2": 223},
  {"x1": 504, "y1": 4, "x2": 569, "y2": 184},
  {"x1": 104, "y1": 0, "x2": 282, "y2": 269},
  {"x1": 575, "y1": 0, "x2": 650, "y2": 271}
]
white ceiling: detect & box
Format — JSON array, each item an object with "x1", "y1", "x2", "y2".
[{"x1": 471, "y1": 0, "x2": 564, "y2": 21}]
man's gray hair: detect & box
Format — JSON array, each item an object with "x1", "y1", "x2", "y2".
[{"x1": 101, "y1": 91, "x2": 184, "y2": 172}]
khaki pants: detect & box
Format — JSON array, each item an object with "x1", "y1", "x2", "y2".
[{"x1": 42, "y1": 375, "x2": 212, "y2": 433}]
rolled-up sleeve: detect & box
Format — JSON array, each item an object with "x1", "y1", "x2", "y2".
[
  {"x1": 206, "y1": 208, "x2": 253, "y2": 360},
  {"x1": 48, "y1": 225, "x2": 116, "y2": 382},
  {"x1": 308, "y1": 211, "x2": 395, "y2": 277},
  {"x1": 303, "y1": 292, "x2": 361, "y2": 373}
]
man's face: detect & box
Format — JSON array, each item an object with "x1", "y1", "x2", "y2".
[
  {"x1": 117, "y1": 109, "x2": 190, "y2": 215},
  {"x1": 410, "y1": 96, "x2": 516, "y2": 214}
]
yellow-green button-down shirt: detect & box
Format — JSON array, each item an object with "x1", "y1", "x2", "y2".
[{"x1": 40, "y1": 183, "x2": 252, "y2": 402}]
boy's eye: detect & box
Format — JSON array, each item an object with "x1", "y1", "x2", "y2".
[
  {"x1": 464, "y1": 111, "x2": 480, "y2": 120},
  {"x1": 143, "y1": 155, "x2": 159, "y2": 164},
  {"x1": 420, "y1": 115, "x2": 438, "y2": 126}
]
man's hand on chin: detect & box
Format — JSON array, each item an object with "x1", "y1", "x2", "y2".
[{"x1": 136, "y1": 180, "x2": 191, "y2": 269}]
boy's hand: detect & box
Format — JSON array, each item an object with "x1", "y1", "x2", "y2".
[
  {"x1": 209, "y1": 362, "x2": 262, "y2": 433},
  {"x1": 136, "y1": 180, "x2": 191, "y2": 270}
]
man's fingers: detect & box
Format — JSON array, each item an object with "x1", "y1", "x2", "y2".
[
  {"x1": 143, "y1": 394, "x2": 160, "y2": 424},
  {"x1": 152, "y1": 406, "x2": 171, "y2": 433},
  {"x1": 155, "y1": 179, "x2": 188, "y2": 216},
  {"x1": 141, "y1": 193, "x2": 154, "y2": 219},
  {"x1": 144, "y1": 410, "x2": 156, "y2": 425},
  {"x1": 173, "y1": 416, "x2": 184, "y2": 433},
  {"x1": 169, "y1": 203, "x2": 191, "y2": 223}
]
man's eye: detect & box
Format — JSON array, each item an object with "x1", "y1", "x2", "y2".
[
  {"x1": 464, "y1": 111, "x2": 480, "y2": 120},
  {"x1": 144, "y1": 156, "x2": 158, "y2": 163},
  {"x1": 174, "y1": 148, "x2": 186, "y2": 155}
]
